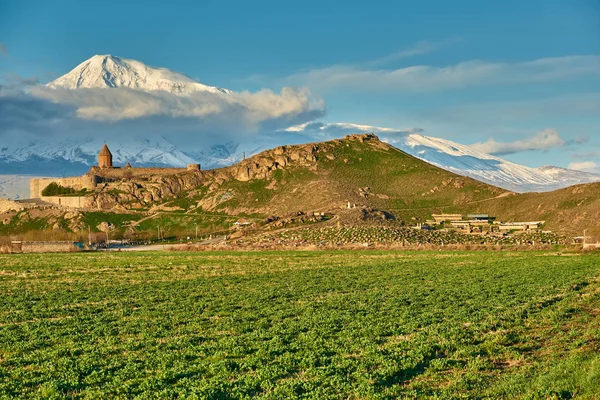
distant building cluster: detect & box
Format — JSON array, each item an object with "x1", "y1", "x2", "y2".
[{"x1": 425, "y1": 214, "x2": 546, "y2": 234}]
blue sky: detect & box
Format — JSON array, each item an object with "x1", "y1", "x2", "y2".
[{"x1": 1, "y1": 0, "x2": 599, "y2": 171}]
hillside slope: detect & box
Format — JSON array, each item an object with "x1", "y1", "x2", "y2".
[
  {"x1": 458, "y1": 183, "x2": 600, "y2": 238},
  {"x1": 188, "y1": 134, "x2": 507, "y2": 215},
  {"x1": 82, "y1": 134, "x2": 505, "y2": 215},
  {"x1": 3, "y1": 134, "x2": 600, "y2": 239},
  {"x1": 149, "y1": 133, "x2": 600, "y2": 237}
]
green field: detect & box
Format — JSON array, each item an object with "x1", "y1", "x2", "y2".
[{"x1": 1, "y1": 251, "x2": 599, "y2": 399}]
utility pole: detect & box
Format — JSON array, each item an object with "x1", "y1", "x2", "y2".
[
  {"x1": 195, "y1": 223, "x2": 198, "y2": 240},
  {"x1": 88, "y1": 226, "x2": 91, "y2": 246},
  {"x1": 157, "y1": 225, "x2": 160, "y2": 241}
]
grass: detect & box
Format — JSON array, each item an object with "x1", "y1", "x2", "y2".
[
  {"x1": 1, "y1": 250, "x2": 599, "y2": 399},
  {"x1": 319, "y1": 139, "x2": 503, "y2": 210},
  {"x1": 80, "y1": 212, "x2": 143, "y2": 232},
  {"x1": 135, "y1": 212, "x2": 241, "y2": 239},
  {"x1": 182, "y1": 137, "x2": 505, "y2": 216},
  {"x1": 0, "y1": 211, "x2": 51, "y2": 234}
]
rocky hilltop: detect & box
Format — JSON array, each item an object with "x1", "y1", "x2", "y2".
[
  {"x1": 84, "y1": 133, "x2": 504, "y2": 214},
  {"x1": 2, "y1": 133, "x2": 599, "y2": 240}
]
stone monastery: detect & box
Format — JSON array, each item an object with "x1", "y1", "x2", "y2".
[{"x1": 30, "y1": 145, "x2": 201, "y2": 201}]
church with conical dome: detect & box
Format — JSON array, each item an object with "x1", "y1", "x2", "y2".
[
  {"x1": 29, "y1": 144, "x2": 201, "y2": 201},
  {"x1": 98, "y1": 144, "x2": 113, "y2": 169}
]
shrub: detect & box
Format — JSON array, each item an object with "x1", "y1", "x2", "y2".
[{"x1": 41, "y1": 182, "x2": 86, "y2": 196}]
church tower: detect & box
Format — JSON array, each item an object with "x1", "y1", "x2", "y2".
[{"x1": 98, "y1": 144, "x2": 113, "y2": 169}]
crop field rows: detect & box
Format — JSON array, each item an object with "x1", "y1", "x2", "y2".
[
  {"x1": 1, "y1": 251, "x2": 599, "y2": 399},
  {"x1": 241, "y1": 226, "x2": 568, "y2": 248}
]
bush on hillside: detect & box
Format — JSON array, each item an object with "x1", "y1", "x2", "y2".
[{"x1": 41, "y1": 182, "x2": 86, "y2": 196}]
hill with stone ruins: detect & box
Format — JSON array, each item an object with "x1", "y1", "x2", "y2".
[
  {"x1": 83, "y1": 134, "x2": 507, "y2": 213},
  {"x1": 2, "y1": 134, "x2": 600, "y2": 241}
]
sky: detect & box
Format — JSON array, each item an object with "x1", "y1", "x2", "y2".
[{"x1": 1, "y1": 0, "x2": 599, "y2": 172}]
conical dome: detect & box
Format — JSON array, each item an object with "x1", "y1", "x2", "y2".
[
  {"x1": 98, "y1": 144, "x2": 113, "y2": 168},
  {"x1": 99, "y1": 144, "x2": 112, "y2": 157}
]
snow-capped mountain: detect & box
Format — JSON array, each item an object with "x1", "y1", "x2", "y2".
[
  {"x1": 534, "y1": 165, "x2": 600, "y2": 185},
  {"x1": 1, "y1": 137, "x2": 192, "y2": 166},
  {"x1": 2, "y1": 55, "x2": 598, "y2": 197},
  {"x1": 388, "y1": 133, "x2": 600, "y2": 192},
  {"x1": 285, "y1": 122, "x2": 600, "y2": 193},
  {"x1": 47, "y1": 55, "x2": 231, "y2": 95}
]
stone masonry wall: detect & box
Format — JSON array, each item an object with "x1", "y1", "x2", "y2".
[
  {"x1": 93, "y1": 167, "x2": 188, "y2": 179},
  {"x1": 30, "y1": 176, "x2": 95, "y2": 199},
  {"x1": 0, "y1": 198, "x2": 25, "y2": 213},
  {"x1": 40, "y1": 196, "x2": 87, "y2": 208}
]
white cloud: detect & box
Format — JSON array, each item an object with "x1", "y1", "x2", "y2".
[
  {"x1": 471, "y1": 129, "x2": 567, "y2": 155},
  {"x1": 568, "y1": 161, "x2": 599, "y2": 173},
  {"x1": 285, "y1": 121, "x2": 422, "y2": 138},
  {"x1": 30, "y1": 85, "x2": 324, "y2": 130},
  {"x1": 362, "y1": 37, "x2": 460, "y2": 67},
  {"x1": 0, "y1": 80, "x2": 326, "y2": 158},
  {"x1": 284, "y1": 55, "x2": 600, "y2": 93}
]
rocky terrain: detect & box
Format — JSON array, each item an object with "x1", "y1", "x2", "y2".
[
  {"x1": 1, "y1": 133, "x2": 600, "y2": 242},
  {"x1": 80, "y1": 133, "x2": 503, "y2": 214}
]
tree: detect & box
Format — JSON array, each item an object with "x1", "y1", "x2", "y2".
[{"x1": 41, "y1": 183, "x2": 86, "y2": 196}]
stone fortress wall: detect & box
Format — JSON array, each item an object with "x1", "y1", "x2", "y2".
[
  {"x1": 40, "y1": 196, "x2": 87, "y2": 208},
  {"x1": 91, "y1": 166, "x2": 190, "y2": 179},
  {"x1": 29, "y1": 163, "x2": 202, "y2": 200},
  {"x1": 30, "y1": 176, "x2": 96, "y2": 199},
  {"x1": 0, "y1": 198, "x2": 25, "y2": 213}
]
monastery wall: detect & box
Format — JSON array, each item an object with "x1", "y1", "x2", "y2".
[
  {"x1": 30, "y1": 176, "x2": 95, "y2": 199},
  {"x1": 0, "y1": 198, "x2": 25, "y2": 213},
  {"x1": 40, "y1": 196, "x2": 87, "y2": 208},
  {"x1": 93, "y1": 167, "x2": 189, "y2": 179}
]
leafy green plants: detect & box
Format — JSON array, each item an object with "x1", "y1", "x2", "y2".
[{"x1": 0, "y1": 251, "x2": 598, "y2": 398}]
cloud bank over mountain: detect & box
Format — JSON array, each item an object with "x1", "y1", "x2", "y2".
[
  {"x1": 569, "y1": 161, "x2": 599, "y2": 174},
  {"x1": 471, "y1": 129, "x2": 568, "y2": 155},
  {"x1": 1, "y1": 54, "x2": 598, "y2": 195},
  {"x1": 0, "y1": 55, "x2": 325, "y2": 150}
]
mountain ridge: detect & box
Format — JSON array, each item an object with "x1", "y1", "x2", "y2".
[
  {"x1": 2, "y1": 55, "x2": 598, "y2": 196},
  {"x1": 393, "y1": 133, "x2": 600, "y2": 192}
]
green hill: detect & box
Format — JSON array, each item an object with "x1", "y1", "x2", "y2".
[
  {"x1": 2, "y1": 133, "x2": 599, "y2": 241},
  {"x1": 195, "y1": 134, "x2": 506, "y2": 215}
]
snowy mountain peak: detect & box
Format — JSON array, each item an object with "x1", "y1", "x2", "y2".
[
  {"x1": 391, "y1": 133, "x2": 600, "y2": 192},
  {"x1": 47, "y1": 54, "x2": 231, "y2": 95},
  {"x1": 535, "y1": 165, "x2": 600, "y2": 183}
]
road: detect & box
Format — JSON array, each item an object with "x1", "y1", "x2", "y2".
[{"x1": 99, "y1": 235, "x2": 228, "y2": 252}]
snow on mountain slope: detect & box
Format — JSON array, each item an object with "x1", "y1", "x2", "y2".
[
  {"x1": 47, "y1": 55, "x2": 231, "y2": 95},
  {"x1": 535, "y1": 165, "x2": 600, "y2": 185},
  {"x1": 0, "y1": 136, "x2": 197, "y2": 174},
  {"x1": 288, "y1": 122, "x2": 600, "y2": 192},
  {"x1": 0, "y1": 175, "x2": 40, "y2": 199},
  {"x1": 389, "y1": 134, "x2": 600, "y2": 192},
  {"x1": 186, "y1": 141, "x2": 276, "y2": 170}
]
